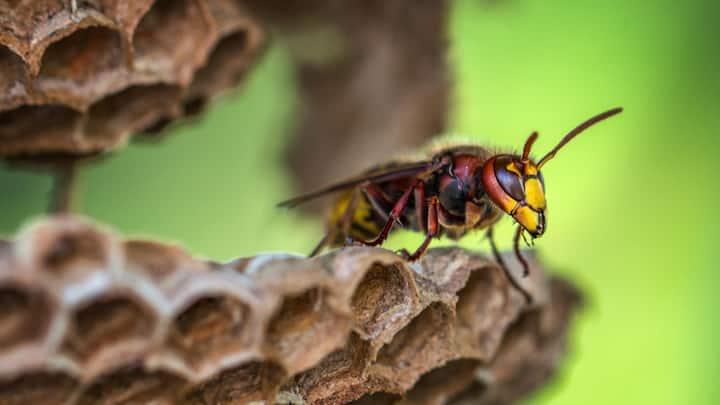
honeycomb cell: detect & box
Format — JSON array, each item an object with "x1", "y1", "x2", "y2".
[
  {"x1": 0, "y1": 286, "x2": 52, "y2": 352},
  {"x1": 186, "y1": 30, "x2": 251, "y2": 107},
  {"x1": 0, "y1": 45, "x2": 30, "y2": 111},
  {"x1": 168, "y1": 294, "x2": 251, "y2": 370},
  {"x1": 375, "y1": 302, "x2": 455, "y2": 390},
  {"x1": 61, "y1": 295, "x2": 157, "y2": 373},
  {"x1": 132, "y1": 0, "x2": 213, "y2": 83},
  {"x1": 290, "y1": 333, "x2": 373, "y2": 404},
  {"x1": 349, "y1": 392, "x2": 402, "y2": 405},
  {"x1": 0, "y1": 371, "x2": 78, "y2": 405},
  {"x1": 18, "y1": 217, "x2": 113, "y2": 279},
  {"x1": 37, "y1": 26, "x2": 125, "y2": 109},
  {"x1": 124, "y1": 240, "x2": 202, "y2": 283},
  {"x1": 265, "y1": 287, "x2": 350, "y2": 373},
  {"x1": 404, "y1": 359, "x2": 480, "y2": 405},
  {"x1": 0, "y1": 105, "x2": 83, "y2": 156},
  {"x1": 351, "y1": 263, "x2": 415, "y2": 342},
  {"x1": 76, "y1": 366, "x2": 187, "y2": 405},
  {"x1": 184, "y1": 361, "x2": 286, "y2": 405},
  {"x1": 454, "y1": 266, "x2": 518, "y2": 358},
  {"x1": 84, "y1": 84, "x2": 182, "y2": 146}
]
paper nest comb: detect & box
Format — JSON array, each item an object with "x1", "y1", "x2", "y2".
[
  {"x1": 0, "y1": 216, "x2": 581, "y2": 404},
  {"x1": 0, "y1": 0, "x2": 265, "y2": 159}
]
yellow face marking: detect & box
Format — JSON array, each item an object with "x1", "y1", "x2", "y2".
[
  {"x1": 513, "y1": 205, "x2": 540, "y2": 235},
  {"x1": 524, "y1": 178, "x2": 546, "y2": 210}
]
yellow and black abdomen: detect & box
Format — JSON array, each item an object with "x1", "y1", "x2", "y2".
[{"x1": 325, "y1": 189, "x2": 383, "y2": 247}]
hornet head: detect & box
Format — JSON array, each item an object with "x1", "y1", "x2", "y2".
[{"x1": 481, "y1": 107, "x2": 623, "y2": 238}]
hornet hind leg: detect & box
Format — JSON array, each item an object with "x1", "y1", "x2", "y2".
[{"x1": 486, "y1": 227, "x2": 533, "y2": 304}]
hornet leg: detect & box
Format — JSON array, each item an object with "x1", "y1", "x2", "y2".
[
  {"x1": 398, "y1": 196, "x2": 439, "y2": 261},
  {"x1": 353, "y1": 180, "x2": 421, "y2": 247},
  {"x1": 513, "y1": 226, "x2": 531, "y2": 277},
  {"x1": 486, "y1": 227, "x2": 532, "y2": 304}
]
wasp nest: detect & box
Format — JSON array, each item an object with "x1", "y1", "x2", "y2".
[
  {"x1": 0, "y1": 216, "x2": 581, "y2": 404},
  {"x1": 0, "y1": 0, "x2": 265, "y2": 159},
  {"x1": 242, "y1": 0, "x2": 451, "y2": 196}
]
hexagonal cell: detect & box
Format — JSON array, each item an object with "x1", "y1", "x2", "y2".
[
  {"x1": 167, "y1": 294, "x2": 251, "y2": 369},
  {"x1": 184, "y1": 361, "x2": 286, "y2": 404},
  {"x1": 351, "y1": 263, "x2": 415, "y2": 341},
  {"x1": 375, "y1": 302, "x2": 455, "y2": 389},
  {"x1": 0, "y1": 371, "x2": 78, "y2": 405},
  {"x1": 403, "y1": 359, "x2": 480, "y2": 405},
  {"x1": 37, "y1": 26, "x2": 125, "y2": 108},
  {"x1": 349, "y1": 392, "x2": 402, "y2": 405},
  {"x1": 0, "y1": 286, "x2": 53, "y2": 353},
  {"x1": 0, "y1": 45, "x2": 30, "y2": 111},
  {"x1": 84, "y1": 84, "x2": 182, "y2": 146},
  {"x1": 61, "y1": 295, "x2": 157, "y2": 371},
  {"x1": 75, "y1": 1, "x2": 156, "y2": 36},
  {"x1": 19, "y1": 219, "x2": 112, "y2": 279},
  {"x1": 132, "y1": 0, "x2": 213, "y2": 82},
  {"x1": 75, "y1": 366, "x2": 187, "y2": 405},
  {"x1": 454, "y1": 267, "x2": 516, "y2": 358},
  {"x1": 289, "y1": 332, "x2": 373, "y2": 403},
  {"x1": 124, "y1": 240, "x2": 200, "y2": 282},
  {"x1": 186, "y1": 30, "x2": 251, "y2": 108},
  {"x1": 0, "y1": 104, "x2": 83, "y2": 156},
  {"x1": 265, "y1": 287, "x2": 351, "y2": 373}
]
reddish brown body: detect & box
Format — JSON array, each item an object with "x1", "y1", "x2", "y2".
[
  {"x1": 324, "y1": 145, "x2": 501, "y2": 251},
  {"x1": 279, "y1": 108, "x2": 623, "y2": 302}
]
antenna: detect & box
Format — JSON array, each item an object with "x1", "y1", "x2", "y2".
[
  {"x1": 537, "y1": 107, "x2": 623, "y2": 168},
  {"x1": 522, "y1": 131, "x2": 538, "y2": 161}
]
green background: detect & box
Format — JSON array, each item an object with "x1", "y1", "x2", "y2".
[{"x1": 1, "y1": 0, "x2": 718, "y2": 403}]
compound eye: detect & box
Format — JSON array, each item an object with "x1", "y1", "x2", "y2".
[{"x1": 493, "y1": 155, "x2": 524, "y2": 201}]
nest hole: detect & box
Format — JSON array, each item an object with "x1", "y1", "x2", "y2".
[
  {"x1": 168, "y1": 294, "x2": 251, "y2": 368},
  {"x1": 0, "y1": 45, "x2": 29, "y2": 106},
  {"x1": 377, "y1": 302, "x2": 453, "y2": 371},
  {"x1": 266, "y1": 287, "x2": 348, "y2": 370},
  {"x1": 182, "y1": 96, "x2": 207, "y2": 116},
  {"x1": 0, "y1": 287, "x2": 52, "y2": 350},
  {"x1": 85, "y1": 84, "x2": 181, "y2": 140},
  {"x1": 0, "y1": 371, "x2": 78, "y2": 405},
  {"x1": 38, "y1": 26, "x2": 123, "y2": 80},
  {"x1": 289, "y1": 332, "x2": 372, "y2": 401},
  {"x1": 123, "y1": 240, "x2": 193, "y2": 280},
  {"x1": 188, "y1": 30, "x2": 250, "y2": 99},
  {"x1": 133, "y1": 0, "x2": 211, "y2": 65},
  {"x1": 0, "y1": 105, "x2": 81, "y2": 151},
  {"x1": 351, "y1": 263, "x2": 413, "y2": 340},
  {"x1": 454, "y1": 267, "x2": 512, "y2": 355},
  {"x1": 184, "y1": 361, "x2": 286, "y2": 404},
  {"x1": 211, "y1": 30, "x2": 249, "y2": 64},
  {"x1": 348, "y1": 392, "x2": 402, "y2": 405},
  {"x1": 404, "y1": 359, "x2": 480, "y2": 403},
  {"x1": 75, "y1": 366, "x2": 187, "y2": 405},
  {"x1": 35, "y1": 225, "x2": 110, "y2": 276},
  {"x1": 61, "y1": 295, "x2": 156, "y2": 365}
]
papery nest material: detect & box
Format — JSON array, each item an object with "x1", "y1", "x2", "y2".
[
  {"x1": 0, "y1": 0, "x2": 265, "y2": 159},
  {"x1": 0, "y1": 216, "x2": 581, "y2": 404}
]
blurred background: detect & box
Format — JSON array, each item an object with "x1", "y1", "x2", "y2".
[{"x1": 1, "y1": 0, "x2": 718, "y2": 404}]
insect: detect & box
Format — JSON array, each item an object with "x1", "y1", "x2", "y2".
[{"x1": 279, "y1": 108, "x2": 622, "y2": 302}]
